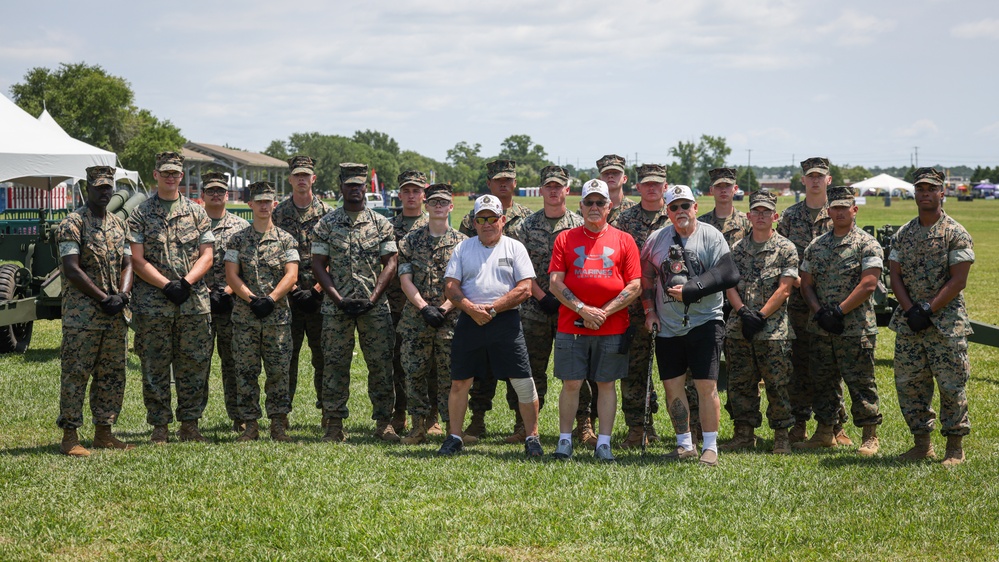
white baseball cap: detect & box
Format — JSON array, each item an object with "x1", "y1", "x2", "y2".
[
  {"x1": 474, "y1": 194, "x2": 503, "y2": 216},
  {"x1": 665, "y1": 184, "x2": 696, "y2": 205},
  {"x1": 581, "y1": 179, "x2": 610, "y2": 200}
]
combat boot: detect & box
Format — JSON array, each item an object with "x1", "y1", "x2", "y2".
[
  {"x1": 92, "y1": 424, "x2": 134, "y2": 450},
  {"x1": 788, "y1": 420, "x2": 808, "y2": 444},
  {"x1": 374, "y1": 420, "x2": 402, "y2": 443},
  {"x1": 793, "y1": 423, "x2": 835, "y2": 449},
  {"x1": 464, "y1": 410, "x2": 486, "y2": 439},
  {"x1": 232, "y1": 420, "x2": 245, "y2": 432},
  {"x1": 573, "y1": 415, "x2": 598, "y2": 449},
  {"x1": 60, "y1": 428, "x2": 90, "y2": 457},
  {"x1": 898, "y1": 434, "x2": 935, "y2": 461},
  {"x1": 941, "y1": 435, "x2": 965, "y2": 467},
  {"x1": 425, "y1": 416, "x2": 444, "y2": 437},
  {"x1": 401, "y1": 415, "x2": 427, "y2": 445},
  {"x1": 179, "y1": 420, "x2": 209, "y2": 443},
  {"x1": 620, "y1": 426, "x2": 647, "y2": 449},
  {"x1": 719, "y1": 423, "x2": 758, "y2": 451},
  {"x1": 150, "y1": 424, "x2": 170, "y2": 445},
  {"x1": 833, "y1": 423, "x2": 853, "y2": 446},
  {"x1": 236, "y1": 420, "x2": 259, "y2": 442},
  {"x1": 772, "y1": 428, "x2": 790, "y2": 454},
  {"x1": 646, "y1": 421, "x2": 661, "y2": 443},
  {"x1": 323, "y1": 418, "x2": 347, "y2": 442},
  {"x1": 391, "y1": 409, "x2": 408, "y2": 434},
  {"x1": 270, "y1": 415, "x2": 293, "y2": 443},
  {"x1": 505, "y1": 410, "x2": 526, "y2": 444},
  {"x1": 858, "y1": 425, "x2": 879, "y2": 457}
]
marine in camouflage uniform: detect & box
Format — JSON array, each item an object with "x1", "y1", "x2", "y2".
[
  {"x1": 721, "y1": 189, "x2": 797, "y2": 454},
  {"x1": 597, "y1": 154, "x2": 636, "y2": 224},
  {"x1": 55, "y1": 166, "x2": 134, "y2": 456},
  {"x1": 396, "y1": 184, "x2": 467, "y2": 443},
  {"x1": 273, "y1": 155, "x2": 333, "y2": 411},
  {"x1": 888, "y1": 167, "x2": 974, "y2": 465},
  {"x1": 225, "y1": 181, "x2": 299, "y2": 442},
  {"x1": 201, "y1": 172, "x2": 249, "y2": 427},
  {"x1": 796, "y1": 186, "x2": 883, "y2": 455},
  {"x1": 698, "y1": 167, "x2": 752, "y2": 249},
  {"x1": 127, "y1": 152, "x2": 215, "y2": 443},
  {"x1": 312, "y1": 163, "x2": 399, "y2": 442}
]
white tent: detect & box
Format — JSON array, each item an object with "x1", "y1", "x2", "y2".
[
  {"x1": 37, "y1": 110, "x2": 139, "y2": 185},
  {"x1": 852, "y1": 173, "x2": 915, "y2": 198}
]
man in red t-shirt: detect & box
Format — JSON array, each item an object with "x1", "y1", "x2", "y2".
[{"x1": 549, "y1": 179, "x2": 641, "y2": 461}]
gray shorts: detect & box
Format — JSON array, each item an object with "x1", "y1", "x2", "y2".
[{"x1": 553, "y1": 332, "x2": 629, "y2": 383}]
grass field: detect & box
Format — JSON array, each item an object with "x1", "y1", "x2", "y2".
[{"x1": 2, "y1": 195, "x2": 999, "y2": 560}]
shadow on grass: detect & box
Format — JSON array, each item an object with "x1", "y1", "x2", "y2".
[
  {"x1": 0, "y1": 443, "x2": 63, "y2": 456},
  {"x1": 818, "y1": 455, "x2": 924, "y2": 469},
  {"x1": 971, "y1": 376, "x2": 999, "y2": 387},
  {"x1": 875, "y1": 356, "x2": 894, "y2": 369},
  {"x1": 21, "y1": 347, "x2": 60, "y2": 363}
]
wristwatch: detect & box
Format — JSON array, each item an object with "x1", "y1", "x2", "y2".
[
  {"x1": 919, "y1": 302, "x2": 932, "y2": 315},
  {"x1": 575, "y1": 302, "x2": 584, "y2": 314},
  {"x1": 488, "y1": 307, "x2": 497, "y2": 318}
]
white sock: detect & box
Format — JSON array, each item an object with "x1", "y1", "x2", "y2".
[
  {"x1": 597, "y1": 434, "x2": 611, "y2": 447},
  {"x1": 560, "y1": 432, "x2": 572, "y2": 442},
  {"x1": 450, "y1": 434, "x2": 463, "y2": 442},
  {"x1": 677, "y1": 432, "x2": 693, "y2": 450},
  {"x1": 703, "y1": 431, "x2": 718, "y2": 453}
]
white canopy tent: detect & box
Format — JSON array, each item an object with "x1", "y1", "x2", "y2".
[
  {"x1": 852, "y1": 173, "x2": 915, "y2": 198},
  {"x1": 37, "y1": 110, "x2": 139, "y2": 185}
]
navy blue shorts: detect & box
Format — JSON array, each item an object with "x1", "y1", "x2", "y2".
[
  {"x1": 655, "y1": 320, "x2": 724, "y2": 381},
  {"x1": 451, "y1": 309, "x2": 532, "y2": 381}
]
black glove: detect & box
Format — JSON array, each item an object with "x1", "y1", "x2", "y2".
[
  {"x1": 420, "y1": 305, "x2": 446, "y2": 328},
  {"x1": 339, "y1": 298, "x2": 374, "y2": 317},
  {"x1": 249, "y1": 295, "x2": 275, "y2": 319},
  {"x1": 99, "y1": 293, "x2": 128, "y2": 315},
  {"x1": 162, "y1": 278, "x2": 192, "y2": 305},
  {"x1": 738, "y1": 307, "x2": 767, "y2": 339},
  {"x1": 538, "y1": 292, "x2": 561, "y2": 315},
  {"x1": 905, "y1": 302, "x2": 933, "y2": 333},
  {"x1": 722, "y1": 300, "x2": 733, "y2": 320},
  {"x1": 815, "y1": 304, "x2": 845, "y2": 335},
  {"x1": 289, "y1": 287, "x2": 321, "y2": 313},
  {"x1": 210, "y1": 289, "x2": 234, "y2": 314}
]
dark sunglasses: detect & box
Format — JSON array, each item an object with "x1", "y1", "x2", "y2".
[
  {"x1": 474, "y1": 216, "x2": 501, "y2": 225},
  {"x1": 582, "y1": 199, "x2": 608, "y2": 207},
  {"x1": 668, "y1": 202, "x2": 692, "y2": 212}
]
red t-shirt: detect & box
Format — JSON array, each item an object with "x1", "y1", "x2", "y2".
[{"x1": 549, "y1": 225, "x2": 641, "y2": 335}]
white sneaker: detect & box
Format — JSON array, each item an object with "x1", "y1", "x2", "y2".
[{"x1": 594, "y1": 443, "x2": 615, "y2": 462}]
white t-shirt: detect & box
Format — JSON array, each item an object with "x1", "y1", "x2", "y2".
[{"x1": 445, "y1": 235, "x2": 535, "y2": 305}]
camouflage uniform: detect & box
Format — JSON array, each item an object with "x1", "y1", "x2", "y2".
[
  {"x1": 801, "y1": 226, "x2": 883, "y2": 428},
  {"x1": 607, "y1": 198, "x2": 636, "y2": 225},
  {"x1": 56, "y1": 207, "x2": 130, "y2": 429},
  {"x1": 388, "y1": 211, "x2": 429, "y2": 421},
  {"x1": 127, "y1": 193, "x2": 215, "y2": 426},
  {"x1": 724, "y1": 232, "x2": 798, "y2": 429},
  {"x1": 397, "y1": 224, "x2": 466, "y2": 422},
  {"x1": 698, "y1": 208, "x2": 752, "y2": 250},
  {"x1": 313, "y1": 207, "x2": 397, "y2": 421},
  {"x1": 206, "y1": 210, "x2": 249, "y2": 421},
  {"x1": 225, "y1": 224, "x2": 299, "y2": 421},
  {"x1": 889, "y1": 213, "x2": 974, "y2": 436},
  {"x1": 273, "y1": 193, "x2": 333, "y2": 408}
]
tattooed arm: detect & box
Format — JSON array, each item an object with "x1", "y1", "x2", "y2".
[
  {"x1": 550, "y1": 271, "x2": 606, "y2": 328},
  {"x1": 601, "y1": 277, "x2": 641, "y2": 316}
]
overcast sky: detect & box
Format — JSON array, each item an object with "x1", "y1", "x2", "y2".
[{"x1": 2, "y1": 0, "x2": 997, "y2": 171}]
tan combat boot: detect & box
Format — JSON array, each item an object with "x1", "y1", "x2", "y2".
[
  {"x1": 788, "y1": 420, "x2": 808, "y2": 444},
  {"x1": 772, "y1": 428, "x2": 790, "y2": 454},
  {"x1": 720, "y1": 423, "x2": 758, "y2": 451},
  {"x1": 620, "y1": 425, "x2": 647, "y2": 449},
  {"x1": 401, "y1": 415, "x2": 427, "y2": 445},
  {"x1": 150, "y1": 424, "x2": 170, "y2": 445},
  {"x1": 857, "y1": 425, "x2": 879, "y2": 456},
  {"x1": 898, "y1": 434, "x2": 935, "y2": 461},
  {"x1": 60, "y1": 428, "x2": 90, "y2": 457},
  {"x1": 573, "y1": 415, "x2": 598, "y2": 449},
  {"x1": 93, "y1": 424, "x2": 134, "y2": 450},
  {"x1": 833, "y1": 423, "x2": 853, "y2": 446},
  {"x1": 504, "y1": 410, "x2": 526, "y2": 444},
  {"x1": 941, "y1": 435, "x2": 965, "y2": 467},
  {"x1": 270, "y1": 415, "x2": 294, "y2": 443},
  {"x1": 464, "y1": 410, "x2": 486, "y2": 439},
  {"x1": 232, "y1": 420, "x2": 245, "y2": 432},
  {"x1": 425, "y1": 415, "x2": 444, "y2": 437},
  {"x1": 236, "y1": 420, "x2": 259, "y2": 442},
  {"x1": 323, "y1": 418, "x2": 347, "y2": 442},
  {"x1": 374, "y1": 419, "x2": 402, "y2": 443},
  {"x1": 179, "y1": 420, "x2": 209, "y2": 443},
  {"x1": 793, "y1": 423, "x2": 835, "y2": 449},
  {"x1": 391, "y1": 409, "x2": 408, "y2": 434}
]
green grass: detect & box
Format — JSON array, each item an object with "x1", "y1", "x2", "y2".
[{"x1": 3, "y1": 198, "x2": 999, "y2": 560}]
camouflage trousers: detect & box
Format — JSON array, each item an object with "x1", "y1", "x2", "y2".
[
  {"x1": 894, "y1": 331, "x2": 971, "y2": 436},
  {"x1": 788, "y1": 304, "x2": 847, "y2": 424},
  {"x1": 389, "y1": 299, "x2": 408, "y2": 419},
  {"x1": 57, "y1": 320, "x2": 128, "y2": 429},
  {"x1": 134, "y1": 313, "x2": 212, "y2": 426},
  {"x1": 723, "y1": 338, "x2": 794, "y2": 429},
  {"x1": 209, "y1": 312, "x2": 239, "y2": 421},
  {"x1": 621, "y1": 312, "x2": 659, "y2": 427},
  {"x1": 810, "y1": 333, "x2": 882, "y2": 427},
  {"x1": 290, "y1": 307, "x2": 324, "y2": 409},
  {"x1": 398, "y1": 309, "x2": 452, "y2": 421},
  {"x1": 233, "y1": 322, "x2": 292, "y2": 421},
  {"x1": 321, "y1": 308, "x2": 395, "y2": 421}
]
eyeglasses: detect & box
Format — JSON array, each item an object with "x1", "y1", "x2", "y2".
[
  {"x1": 582, "y1": 199, "x2": 608, "y2": 207},
  {"x1": 748, "y1": 209, "x2": 773, "y2": 217},
  {"x1": 427, "y1": 199, "x2": 450, "y2": 207},
  {"x1": 668, "y1": 202, "x2": 692, "y2": 212},
  {"x1": 474, "y1": 216, "x2": 501, "y2": 225},
  {"x1": 204, "y1": 189, "x2": 227, "y2": 196},
  {"x1": 158, "y1": 171, "x2": 181, "y2": 179}
]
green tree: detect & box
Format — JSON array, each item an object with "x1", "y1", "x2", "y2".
[
  {"x1": 263, "y1": 140, "x2": 290, "y2": 161},
  {"x1": 118, "y1": 110, "x2": 185, "y2": 179},
  {"x1": 736, "y1": 167, "x2": 760, "y2": 193},
  {"x1": 446, "y1": 141, "x2": 486, "y2": 193},
  {"x1": 667, "y1": 140, "x2": 699, "y2": 186},
  {"x1": 352, "y1": 130, "x2": 400, "y2": 156},
  {"x1": 498, "y1": 134, "x2": 551, "y2": 187},
  {"x1": 790, "y1": 173, "x2": 803, "y2": 193},
  {"x1": 694, "y1": 135, "x2": 731, "y2": 194},
  {"x1": 902, "y1": 165, "x2": 917, "y2": 184},
  {"x1": 840, "y1": 165, "x2": 871, "y2": 185}
]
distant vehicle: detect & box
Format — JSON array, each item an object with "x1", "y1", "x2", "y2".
[
  {"x1": 733, "y1": 187, "x2": 745, "y2": 201},
  {"x1": 365, "y1": 192, "x2": 386, "y2": 208}
]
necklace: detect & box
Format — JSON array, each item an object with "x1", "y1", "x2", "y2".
[{"x1": 583, "y1": 225, "x2": 608, "y2": 240}]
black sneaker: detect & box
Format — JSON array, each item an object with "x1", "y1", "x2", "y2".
[
  {"x1": 525, "y1": 436, "x2": 544, "y2": 458},
  {"x1": 438, "y1": 435, "x2": 464, "y2": 456}
]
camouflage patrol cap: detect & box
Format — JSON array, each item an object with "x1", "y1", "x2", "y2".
[
  {"x1": 801, "y1": 157, "x2": 831, "y2": 176},
  {"x1": 248, "y1": 181, "x2": 277, "y2": 201},
  {"x1": 826, "y1": 186, "x2": 855, "y2": 207},
  {"x1": 636, "y1": 163, "x2": 668, "y2": 184},
  {"x1": 596, "y1": 154, "x2": 627, "y2": 173},
  {"x1": 86, "y1": 166, "x2": 116, "y2": 187},
  {"x1": 201, "y1": 171, "x2": 229, "y2": 190},
  {"x1": 486, "y1": 159, "x2": 516, "y2": 180},
  {"x1": 913, "y1": 167, "x2": 945, "y2": 187},
  {"x1": 155, "y1": 151, "x2": 184, "y2": 173},
  {"x1": 426, "y1": 183, "x2": 453, "y2": 202},
  {"x1": 339, "y1": 163, "x2": 368, "y2": 185},
  {"x1": 709, "y1": 167, "x2": 738, "y2": 187},
  {"x1": 749, "y1": 188, "x2": 778, "y2": 211},
  {"x1": 288, "y1": 155, "x2": 316, "y2": 175},
  {"x1": 398, "y1": 169, "x2": 428, "y2": 189},
  {"x1": 539, "y1": 165, "x2": 569, "y2": 187}
]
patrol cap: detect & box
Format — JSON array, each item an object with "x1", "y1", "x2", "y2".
[
  {"x1": 749, "y1": 188, "x2": 778, "y2": 211},
  {"x1": 800, "y1": 157, "x2": 831, "y2": 176},
  {"x1": 339, "y1": 163, "x2": 368, "y2": 185},
  {"x1": 665, "y1": 184, "x2": 696, "y2": 205},
  {"x1": 636, "y1": 163, "x2": 668, "y2": 184},
  {"x1": 248, "y1": 181, "x2": 277, "y2": 201},
  {"x1": 155, "y1": 151, "x2": 184, "y2": 173},
  {"x1": 826, "y1": 186, "x2": 855, "y2": 207},
  {"x1": 596, "y1": 154, "x2": 627, "y2": 173},
  {"x1": 539, "y1": 165, "x2": 569, "y2": 187},
  {"x1": 709, "y1": 167, "x2": 738, "y2": 187},
  {"x1": 426, "y1": 183, "x2": 453, "y2": 201},
  {"x1": 398, "y1": 169, "x2": 428, "y2": 189},
  {"x1": 913, "y1": 167, "x2": 945, "y2": 187},
  {"x1": 486, "y1": 159, "x2": 516, "y2": 180},
  {"x1": 581, "y1": 179, "x2": 610, "y2": 200},
  {"x1": 288, "y1": 155, "x2": 316, "y2": 175},
  {"x1": 86, "y1": 166, "x2": 116, "y2": 187},
  {"x1": 202, "y1": 171, "x2": 229, "y2": 190},
  {"x1": 474, "y1": 194, "x2": 503, "y2": 216}
]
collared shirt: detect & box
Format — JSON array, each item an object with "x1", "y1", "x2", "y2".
[
  {"x1": 312, "y1": 207, "x2": 397, "y2": 314},
  {"x1": 207, "y1": 211, "x2": 249, "y2": 291},
  {"x1": 224, "y1": 225, "x2": 299, "y2": 326},
  {"x1": 698, "y1": 208, "x2": 752, "y2": 250},
  {"x1": 273, "y1": 194, "x2": 334, "y2": 289},
  {"x1": 398, "y1": 225, "x2": 467, "y2": 309},
  {"x1": 801, "y1": 226, "x2": 884, "y2": 336},
  {"x1": 57, "y1": 207, "x2": 131, "y2": 329},
  {"x1": 726, "y1": 232, "x2": 799, "y2": 340}
]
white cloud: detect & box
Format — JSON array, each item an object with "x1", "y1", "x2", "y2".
[
  {"x1": 896, "y1": 119, "x2": 939, "y2": 138},
  {"x1": 951, "y1": 19, "x2": 999, "y2": 39},
  {"x1": 817, "y1": 9, "x2": 896, "y2": 46},
  {"x1": 979, "y1": 121, "x2": 999, "y2": 136}
]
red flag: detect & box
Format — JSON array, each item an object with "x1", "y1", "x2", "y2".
[{"x1": 371, "y1": 169, "x2": 378, "y2": 193}]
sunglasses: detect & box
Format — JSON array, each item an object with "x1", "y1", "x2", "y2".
[
  {"x1": 427, "y1": 199, "x2": 450, "y2": 207},
  {"x1": 475, "y1": 216, "x2": 501, "y2": 225},
  {"x1": 582, "y1": 199, "x2": 608, "y2": 207},
  {"x1": 668, "y1": 202, "x2": 692, "y2": 212}
]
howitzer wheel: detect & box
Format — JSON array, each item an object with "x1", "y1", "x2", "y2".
[{"x1": 0, "y1": 263, "x2": 33, "y2": 353}]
